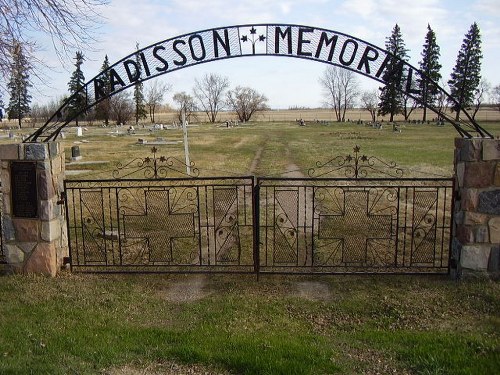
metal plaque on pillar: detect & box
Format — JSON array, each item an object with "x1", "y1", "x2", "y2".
[{"x1": 10, "y1": 161, "x2": 38, "y2": 218}]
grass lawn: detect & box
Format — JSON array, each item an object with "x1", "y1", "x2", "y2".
[{"x1": 0, "y1": 273, "x2": 499, "y2": 374}]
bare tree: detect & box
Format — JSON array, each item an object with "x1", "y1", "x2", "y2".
[
  {"x1": 492, "y1": 84, "x2": 500, "y2": 112},
  {"x1": 226, "y1": 86, "x2": 269, "y2": 122},
  {"x1": 319, "y1": 66, "x2": 359, "y2": 122},
  {"x1": 145, "y1": 80, "x2": 172, "y2": 123},
  {"x1": 471, "y1": 78, "x2": 490, "y2": 119},
  {"x1": 360, "y1": 90, "x2": 379, "y2": 123},
  {"x1": 193, "y1": 73, "x2": 229, "y2": 123},
  {"x1": 173, "y1": 92, "x2": 197, "y2": 124},
  {"x1": 0, "y1": 0, "x2": 108, "y2": 83},
  {"x1": 402, "y1": 94, "x2": 418, "y2": 121},
  {"x1": 109, "y1": 91, "x2": 134, "y2": 125}
]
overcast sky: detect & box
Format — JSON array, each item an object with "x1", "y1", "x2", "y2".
[{"x1": 32, "y1": 0, "x2": 500, "y2": 109}]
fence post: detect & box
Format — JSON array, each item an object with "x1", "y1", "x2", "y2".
[
  {"x1": 0, "y1": 142, "x2": 68, "y2": 276},
  {"x1": 453, "y1": 138, "x2": 500, "y2": 278}
]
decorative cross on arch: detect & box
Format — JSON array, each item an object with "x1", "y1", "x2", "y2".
[{"x1": 318, "y1": 190, "x2": 393, "y2": 264}]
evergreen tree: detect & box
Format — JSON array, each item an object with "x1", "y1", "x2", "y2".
[
  {"x1": 133, "y1": 43, "x2": 147, "y2": 125},
  {"x1": 378, "y1": 24, "x2": 409, "y2": 122},
  {"x1": 67, "y1": 51, "x2": 86, "y2": 126},
  {"x1": 418, "y1": 24, "x2": 442, "y2": 122},
  {"x1": 6, "y1": 41, "x2": 32, "y2": 128},
  {"x1": 448, "y1": 22, "x2": 482, "y2": 121},
  {"x1": 95, "y1": 55, "x2": 111, "y2": 125}
]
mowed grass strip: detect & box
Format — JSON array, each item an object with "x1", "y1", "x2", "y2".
[{"x1": 0, "y1": 274, "x2": 498, "y2": 374}]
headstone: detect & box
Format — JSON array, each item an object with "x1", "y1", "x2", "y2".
[
  {"x1": 71, "y1": 145, "x2": 82, "y2": 161},
  {"x1": 76, "y1": 127, "x2": 83, "y2": 137}
]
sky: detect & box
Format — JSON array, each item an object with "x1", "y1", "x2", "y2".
[{"x1": 31, "y1": 0, "x2": 500, "y2": 109}]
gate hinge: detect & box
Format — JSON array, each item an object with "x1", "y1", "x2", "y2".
[{"x1": 57, "y1": 191, "x2": 66, "y2": 205}]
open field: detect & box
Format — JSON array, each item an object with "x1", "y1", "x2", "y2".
[
  {"x1": 1, "y1": 118, "x2": 499, "y2": 374},
  {"x1": 2, "y1": 117, "x2": 499, "y2": 180}
]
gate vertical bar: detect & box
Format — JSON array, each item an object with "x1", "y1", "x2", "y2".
[{"x1": 253, "y1": 178, "x2": 260, "y2": 277}]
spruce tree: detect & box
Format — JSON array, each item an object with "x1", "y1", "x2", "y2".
[
  {"x1": 133, "y1": 43, "x2": 147, "y2": 125},
  {"x1": 418, "y1": 24, "x2": 442, "y2": 122},
  {"x1": 67, "y1": 51, "x2": 86, "y2": 126},
  {"x1": 378, "y1": 24, "x2": 409, "y2": 122},
  {"x1": 6, "y1": 42, "x2": 32, "y2": 128},
  {"x1": 448, "y1": 22, "x2": 482, "y2": 121},
  {"x1": 95, "y1": 55, "x2": 111, "y2": 125}
]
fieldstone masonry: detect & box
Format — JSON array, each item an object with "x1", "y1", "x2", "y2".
[
  {"x1": 0, "y1": 142, "x2": 67, "y2": 276},
  {"x1": 453, "y1": 138, "x2": 500, "y2": 278}
]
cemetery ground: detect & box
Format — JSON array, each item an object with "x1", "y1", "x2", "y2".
[{"x1": 1, "y1": 116, "x2": 500, "y2": 374}]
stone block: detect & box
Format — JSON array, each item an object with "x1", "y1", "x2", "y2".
[
  {"x1": 2, "y1": 193, "x2": 11, "y2": 215},
  {"x1": 41, "y1": 219, "x2": 61, "y2": 242},
  {"x1": 25, "y1": 143, "x2": 49, "y2": 160},
  {"x1": 23, "y1": 242, "x2": 57, "y2": 276},
  {"x1": 454, "y1": 138, "x2": 466, "y2": 151},
  {"x1": 5, "y1": 244, "x2": 24, "y2": 263},
  {"x1": 18, "y1": 242, "x2": 37, "y2": 254},
  {"x1": 461, "y1": 188, "x2": 479, "y2": 211},
  {"x1": 38, "y1": 170, "x2": 56, "y2": 200},
  {"x1": 456, "y1": 162, "x2": 465, "y2": 188},
  {"x1": 482, "y1": 139, "x2": 500, "y2": 161},
  {"x1": 0, "y1": 144, "x2": 20, "y2": 160},
  {"x1": 49, "y1": 142, "x2": 60, "y2": 159},
  {"x1": 454, "y1": 210, "x2": 464, "y2": 225},
  {"x1": 460, "y1": 139, "x2": 482, "y2": 162},
  {"x1": 2, "y1": 215, "x2": 15, "y2": 241},
  {"x1": 39, "y1": 199, "x2": 57, "y2": 221},
  {"x1": 1, "y1": 168, "x2": 10, "y2": 193},
  {"x1": 456, "y1": 224, "x2": 474, "y2": 244},
  {"x1": 36, "y1": 161, "x2": 50, "y2": 171},
  {"x1": 12, "y1": 219, "x2": 40, "y2": 242},
  {"x1": 460, "y1": 245, "x2": 491, "y2": 270},
  {"x1": 488, "y1": 246, "x2": 500, "y2": 272},
  {"x1": 464, "y1": 161, "x2": 496, "y2": 188},
  {"x1": 478, "y1": 189, "x2": 500, "y2": 215},
  {"x1": 51, "y1": 155, "x2": 62, "y2": 174},
  {"x1": 489, "y1": 217, "x2": 500, "y2": 244},
  {"x1": 474, "y1": 225, "x2": 489, "y2": 243},
  {"x1": 463, "y1": 212, "x2": 489, "y2": 225},
  {"x1": 494, "y1": 163, "x2": 500, "y2": 187}
]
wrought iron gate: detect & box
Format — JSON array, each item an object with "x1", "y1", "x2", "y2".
[
  {"x1": 65, "y1": 177, "x2": 255, "y2": 273},
  {"x1": 65, "y1": 177, "x2": 453, "y2": 274},
  {"x1": 256, "y1": 178, "x2": 453, "y2": 274}
]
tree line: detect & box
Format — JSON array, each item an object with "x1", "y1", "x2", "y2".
[
  {"x1": 321, "y1": 22, "x2": 494, "y2": 124},
  {"x1": 1, "y1": 1, "x2": 499, "y2": 128}
]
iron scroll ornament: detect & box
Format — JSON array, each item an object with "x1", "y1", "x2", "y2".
[
  {"x1": 25, "y1": 23, "x2": 493, "y2": 142},
  {"x1": 308, "y1": 145, "x2": 404, "y2": 178},
  {"x1": 112, "y1": 147, "x2": 199, "y2": 179}
]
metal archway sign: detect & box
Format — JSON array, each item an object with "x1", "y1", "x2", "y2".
[{"x1": 25, "y1": 23, "x2": 493, "y2": 142}]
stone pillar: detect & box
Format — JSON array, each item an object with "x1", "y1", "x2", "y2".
[
  {"x1": 0, "y1": 142, "x2": 67, "y2": 276},
  {"x1": 453, "y1": 138, "x2": 500, "y2": 278}
]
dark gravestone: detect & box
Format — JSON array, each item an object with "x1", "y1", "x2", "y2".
[
  {"x1": 71, "y1": 145, "x2": 81, "y2": 161},
  {"x1": 11, "y1": 161, "x2": 38, "y2": 218}
]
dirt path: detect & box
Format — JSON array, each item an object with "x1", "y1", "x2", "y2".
[{"x1": 161, "y1": 274, "x2": 211, "y2": 303}]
